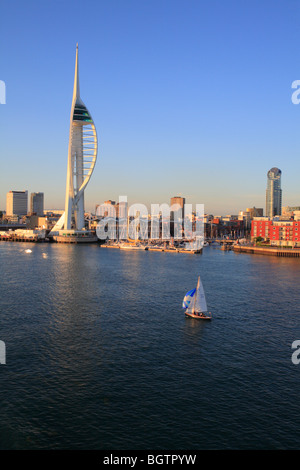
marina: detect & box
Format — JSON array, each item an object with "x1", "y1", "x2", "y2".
[
  {"x1": 2, "y1": 233, "x2": 300, "y2": 258},
  {"x1": 102, "y1": 243, "x2": 203, "y2": 254}
]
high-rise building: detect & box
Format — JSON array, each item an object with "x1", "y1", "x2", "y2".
[
  {"x1": 30, "y1": 192, "x2": 44, "y2": 216},
  {"x1": 170, "y1": 196, "x2": 185, "y2": 219},
  {"x1": 170, "y1": 196, "x2": 185, "y2": 238},
  {"x1": 6, "y1": 190, "x2": 28, "y2": 216},
  {"x1": 266, "y1": 167, "x2": 282, "y2": 218}
]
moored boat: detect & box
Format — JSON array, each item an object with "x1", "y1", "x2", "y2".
[{"x1": 119, "y1": 242, "x2": 148, "y2": 250}]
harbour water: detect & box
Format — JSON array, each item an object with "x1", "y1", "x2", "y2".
[{"x1": 0, "y1": 242, "x2": 300, "y2": 449}]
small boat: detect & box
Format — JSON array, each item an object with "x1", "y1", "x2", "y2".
[
  {"x1": 182, "y1": 276, "x2": 212, "y2": 320},
  {"x1": 119, "y1": 242, "x2": 148, "y2": 250},
  {"x1": 25, "y1": 249, "x2": 32, "y2": 253}
]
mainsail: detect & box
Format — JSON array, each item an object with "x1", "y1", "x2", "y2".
[{"x1": 194, "y1": 276, "x2": 207, "y2": 313}]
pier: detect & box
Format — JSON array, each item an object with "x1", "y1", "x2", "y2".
[
  {"x1": 52, "y1": 233, "x2": 98, "y2": 244},
  {"x1": 0, "y1": 232, "x2": 45, "y2": 243}
]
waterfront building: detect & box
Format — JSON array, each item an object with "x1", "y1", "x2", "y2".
[
  {"x1": 49, "y1": 45, "x2": 98, "y2": 242},
  {"x1": 238, "y1": 211, "x2": 251, "y2": 230},
  {"x1": 116, "y1": 201, "x2": 127, "y2": 220},
  {"x1": 30, "y1": 192, "x2": 44, "y2": 216},
  {"x1": 170, "y1": 196, "x2": 185, "y2": 238},
  {"x1": 251, "y1": 217, "x2": 300, "y2": 247},
  {"x1": 26, "y1": 215, "x2": 52, "y2": 230},
  {"x1": 96, "y1": 200, "x2": 116, "y2": 218},
  {"x1": 6, "y1": 190, "x2": 28, "y2": 216},
  {"x1": 44, "y1": 209, "x2": 64, "y2": 217},
  {"x1": 246, "y1": 207, "x2": 263, "y2": 219},
  {"x1": 170, "y1": 196, "x2": 185, "y2": 217},
  {"x1": 294, "y1": 211, "x2": 300, "y2": 221},
  {"x1": 266, "y1": 167, "x2": 282, "y2": 218},
  {"x1": 205, "y1": 216, "x2": 245, "y2": 239},
  {"x1": 204, "y1": 214, "x2": 214, "y2": 223},
  {"x1": 282, "y1": 206, "x2": 300, "y2": 218},
  {"x1": 222, "y1": 215, "x2": 238, "y2": 222}
]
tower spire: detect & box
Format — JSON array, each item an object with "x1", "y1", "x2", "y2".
[{"x1": 73, "y1": 43, "x2": 80, "y2": 102}]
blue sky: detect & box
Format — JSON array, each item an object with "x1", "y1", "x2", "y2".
[{"x1": 0, "y1": 0, "x2": 299, "y2": 215}]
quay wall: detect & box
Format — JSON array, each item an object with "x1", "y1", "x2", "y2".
[{"x1": 233, "y1": 245, "x2": 300, "y2": 258}]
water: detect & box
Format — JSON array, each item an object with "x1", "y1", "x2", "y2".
[{"x1": 0, "y1": 242, "x2": 300, "y2": 450}]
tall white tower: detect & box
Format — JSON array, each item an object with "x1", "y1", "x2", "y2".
[
  {"x1": 50, "y1": 44, "x2": 98, "y2": 237},
  {"x1": 65, "y1": 43, "x2": 98, "y2": 230}
]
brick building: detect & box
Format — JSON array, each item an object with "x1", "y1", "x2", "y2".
[{"x1": 251, "y1": 217, "x2": 300, "y2": 247}]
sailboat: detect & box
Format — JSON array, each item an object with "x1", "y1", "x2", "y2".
[{"x1": 182, "y1": 276, "x2": 212, "y2": 320}]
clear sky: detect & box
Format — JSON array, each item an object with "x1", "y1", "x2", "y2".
[{"x1": 0, "y1": 0, "x2": 299, "y2": 215}]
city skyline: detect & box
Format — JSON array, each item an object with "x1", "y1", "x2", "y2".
[{"x1": 1, "y1": 0, "x2": 300, "y2": 214}]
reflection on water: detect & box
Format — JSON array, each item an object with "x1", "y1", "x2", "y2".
[
  {"x1": 183, "y1": 317, "x2": 209, "y2": 345},
  {"x1": 0, "y1": 243, "x2": 300, "y2": 449}
]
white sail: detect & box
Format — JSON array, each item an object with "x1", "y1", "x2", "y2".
[
  {"x1": 194, "y1": 276, "x2": 207, "y2": 313},
  {"x1": 186, "y1": 302, "x2": 194, "y2": 314}
]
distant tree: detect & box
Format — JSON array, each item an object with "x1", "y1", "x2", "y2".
[{"x1": 255, "y1": 236, "x2": 263, "y2": 245}]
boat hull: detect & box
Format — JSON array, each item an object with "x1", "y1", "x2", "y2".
[{"x1": 185, "y1": 312, "x2": 212, "y2": 320}]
